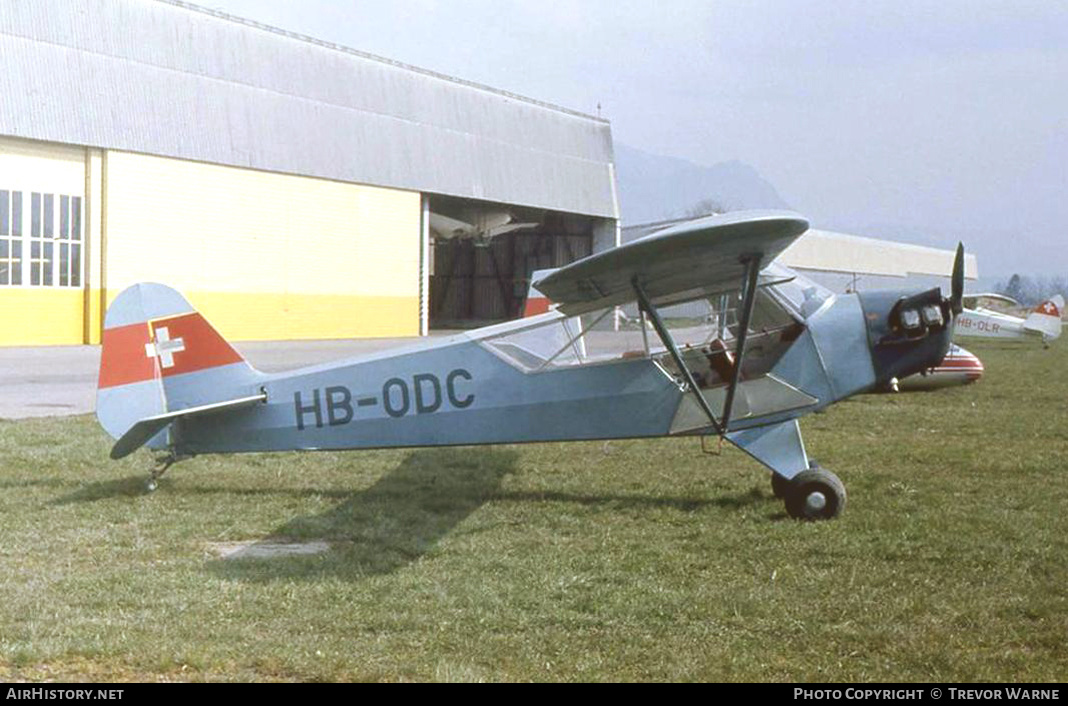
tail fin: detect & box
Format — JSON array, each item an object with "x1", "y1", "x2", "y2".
[
  {"x1": 1023, "y1": 294, "x2": 1064, "y2": 341},
  {"x1": 96, "y1": 283, "x2": 262, "y2": 452},
  {"x1": 522, "y1": 268, "x2": 559, "y2": 317}
]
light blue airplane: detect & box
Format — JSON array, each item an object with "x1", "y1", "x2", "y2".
[{"x1": 96, "y1": 211, "x2": 965, "y2": 520}]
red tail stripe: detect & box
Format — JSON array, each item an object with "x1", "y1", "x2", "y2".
[
  {"x1": 99, "y1": 323, "x2": 158, "y2": 389},
  {"x1": 149, "y1": 313, "x2": 244, "y2": 379},
  {"x1": 1033, "y1": 300, "x2": 1061, "y2": 317},
  {"x1": 98, "y1": 312, "x2": 244, "y2": 389}
]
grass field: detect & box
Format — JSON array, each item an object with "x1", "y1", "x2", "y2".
[{"x1": 0, "y1": 339, "x2": 1064, "y2": 682}]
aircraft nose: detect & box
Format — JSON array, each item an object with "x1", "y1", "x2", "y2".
[{"x1": 857, "y1": 287, "x2": 954, "y2": 388}]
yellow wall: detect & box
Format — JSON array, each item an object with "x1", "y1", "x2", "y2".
[
  {"x1": 103, "y1": 151, "x2": 422, "y2": 340},
  {"x1": 0, "y1": 140, "x2": 424, "y2": 344},
  {"x1": 0, "y1": 289, "x2": 86, "y2": 345},
  {"x1": 181, "y1": 291, "x2": 417, "y2": 340}
]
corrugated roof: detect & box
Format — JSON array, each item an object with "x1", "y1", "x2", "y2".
[{"x1": 0, "y1": 0, "x2": 618, "y2": 217}]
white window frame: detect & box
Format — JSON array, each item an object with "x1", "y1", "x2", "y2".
[
  {"x1": 1, "y1": 189, "x2": 83, "y2": 289},
  {"x1": 0, "y1": 189, "x2": 23, "y2": 286}
]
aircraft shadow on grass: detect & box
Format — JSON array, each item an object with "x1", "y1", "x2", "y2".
[
  {"x1": 49, "y1": 473, "x2": 153, "y2": 504},
  {"x1": 207, "y1": 447, "x2": 520, "y2": 581},
  {"x1": 205, "y1": 447, "x2": 777, "y2": 582},
  {"x1": 496, "y1": 486, "x2": 768, "y2": 514},
  {"x1": 46, "y1": 447, "x2": 777, "y2": 581}
]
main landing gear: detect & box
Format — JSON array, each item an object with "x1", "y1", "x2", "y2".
[{"x1": 771, "y1": 463, "x2": 847, "y2": 520}]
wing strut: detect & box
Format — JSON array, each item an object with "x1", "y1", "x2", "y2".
[
  {"x1": 720, "y1": 255, "x2": 763, "y2": 433},
  {"x1": 632, "y1": 277, "x2": 724, "y2": 436},
  {"x1": 632, "y1": 253, "x2": 764, "y2": 438}
]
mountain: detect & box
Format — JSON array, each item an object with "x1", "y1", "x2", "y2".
[{"x1": 613, "y1": 143, "x2": 791, "y2": 225}]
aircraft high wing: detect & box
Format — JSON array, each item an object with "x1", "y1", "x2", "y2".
[
  {"x1": 96, "y1": 211, "x2": 965, "y2": 521},
  {"x1": 535, "y1": 211, "x2": 807, "y2": 313}
]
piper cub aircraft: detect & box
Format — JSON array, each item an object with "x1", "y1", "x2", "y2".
[
  {"x1": 955, "y1": 294, "x2": 1063, "y2": 346},
  {"x1": 96, "y1": 211, "x2": 965, "y2": 520}
]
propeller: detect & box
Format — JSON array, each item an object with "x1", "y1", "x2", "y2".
[{"x1": 950, "y1": 242, "x2": 965, "y2": 316}]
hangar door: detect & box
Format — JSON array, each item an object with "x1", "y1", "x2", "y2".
[
  {"x1": 428, "y1": 197, "x2": 594, "y2": 328},
  {"x1": 0, "y1": 137, "x2": 87, "y2": 345}
]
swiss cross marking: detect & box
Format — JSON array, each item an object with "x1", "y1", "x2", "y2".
[{"x1": 145, "y1": 326, "x2": 186, "y2": 369}]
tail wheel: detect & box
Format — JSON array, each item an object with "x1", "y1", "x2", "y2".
[{"x1": 784, "y1": 468, "x2": 846, "y2": 520}]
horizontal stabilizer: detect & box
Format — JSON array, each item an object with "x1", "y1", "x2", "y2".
[{"x1": 110, "y1": 393, "x2": 267, "y2": 460}]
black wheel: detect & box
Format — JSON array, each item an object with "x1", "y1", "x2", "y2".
[
  {"x1": 783, "y1": 468, "x2": 846, "y2": 520},
  {"x1": 773, "y1": 460, "x2": 820, "y2": 499},
  {"x1": 771, "y1": 472, "x2": 791, "y2": 499}
]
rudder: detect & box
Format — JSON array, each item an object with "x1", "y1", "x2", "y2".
[
  {"x1": 1024, "y1": 295, "x2": 1064, "y2": 342},
  {"x1": 96, "y1": 283, "x2": 261, "y2": 446},
  {"x1": 523, "y1": 268, "x2": 559, "y2": 317}
]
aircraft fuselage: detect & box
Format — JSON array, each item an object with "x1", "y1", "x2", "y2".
[{"x1": 172, "y1": 285, "x2": 949, "y2": 460}]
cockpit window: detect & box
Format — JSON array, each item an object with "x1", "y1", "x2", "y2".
[
  {"x1": 481, "y1": 307, "x2": 648, "y2": 372},
  {"x1": 480, "y1": 280, "x2": 804, "y2": 387},
  {"x1": 765, "y1": 262, "x2": 835, "y2": 318}
]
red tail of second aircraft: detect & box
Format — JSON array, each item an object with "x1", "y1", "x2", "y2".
[{"x1": 522, "y1": 268, "x2": 558, "y2": 317}]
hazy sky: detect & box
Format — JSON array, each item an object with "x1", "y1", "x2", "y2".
[{"x1": 204, "y1": 0, "x2": 1067, "y2": 277}]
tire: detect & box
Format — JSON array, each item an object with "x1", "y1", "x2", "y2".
[
  {"x1": 773, "y1": 460, "x2": 819, "y2": 499},
  {"x1": 784, "y1": 468, "x2": 846, "y2": 520}
]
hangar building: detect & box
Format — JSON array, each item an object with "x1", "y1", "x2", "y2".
[
  {"x1": 0, "y1": 0, "x2": 619, "y2": 346},
  {"x1": 623, "y1": 220, "x2": 978, "y2": 292}
]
